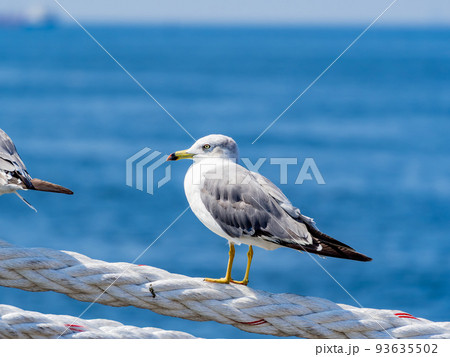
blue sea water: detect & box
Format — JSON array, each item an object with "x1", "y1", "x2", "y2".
[{"x1": 0, "y1": 25, "x2": 449, "y2": 339}]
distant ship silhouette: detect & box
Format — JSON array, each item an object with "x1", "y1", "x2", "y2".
[{"x1": 0, "y1": 5, "x2": 58, "y2": 29}]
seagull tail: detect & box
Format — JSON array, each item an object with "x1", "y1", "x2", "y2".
[
  {"x1": 31, "y1": 179, "x2": 73, "y2": 195},
  {"x1": 294, "y1": 216, "x2": 372, "y2": 262}
]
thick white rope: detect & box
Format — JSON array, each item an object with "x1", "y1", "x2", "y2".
[
  {"x1": 0, "y1": 240, "x2": 449, "y2": 339},
  {"x1": 0, "y1": 304, "x2": 196, "y2": 339}
]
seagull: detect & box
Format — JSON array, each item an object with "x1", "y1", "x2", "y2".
[
  {"x1": 167, "y1": 134, "x2": 371, "y2": 285},
  {"x1": 0, "y1": 128, "x2": 73, "y2": 211}
]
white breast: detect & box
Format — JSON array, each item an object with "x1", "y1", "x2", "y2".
[{"x1": 184, "y1": 162, "x2": 231, "y2": 240}]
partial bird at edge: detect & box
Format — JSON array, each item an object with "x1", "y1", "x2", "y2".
[{"x1": 0, "y1": 128, "x2": 73, "y2": 211}]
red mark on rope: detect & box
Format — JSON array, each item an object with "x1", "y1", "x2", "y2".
[
  {"x1": 64, "y1": 324, "x2": 86, "y2": 332},
  {"x1": 395, "y1": 313, "x2": 418, "y2": 320},
  {"x1": 237, "y1": 319, "x2": 267, "y2": 326}
]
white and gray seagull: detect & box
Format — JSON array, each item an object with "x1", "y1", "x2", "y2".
[
  {"x1": 167, "y1": 134, "x2": 371, "y2": 285},
  {"x1": 0, "y1": 128, "x2": 73, "y2": 211}
]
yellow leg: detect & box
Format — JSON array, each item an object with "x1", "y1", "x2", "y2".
[
  {"x1": 204, "y1": 243, "x2": 235, "y2": 284},
  {"x1": 231, "y1": 245, "x2": 253, "y2": 286}
]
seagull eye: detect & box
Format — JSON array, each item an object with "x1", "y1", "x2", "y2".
[{"x1": 202, "y1": 144, "x2": 211, "y2": 150}]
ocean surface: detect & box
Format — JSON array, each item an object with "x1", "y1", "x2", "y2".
[{"x1": 0, "y1": 25, "x2": 449, "y2": 338}]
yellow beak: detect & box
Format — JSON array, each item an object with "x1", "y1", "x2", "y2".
[{"x1": 166, "y1": 150, "x2": 194, "y2": 161}]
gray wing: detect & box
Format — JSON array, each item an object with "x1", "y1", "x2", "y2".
[
  {"x1": 0, "y1": 129, "x2": 32, "y2": 187},
  {"x1": 200, "y1": 163, "x2": 372, "y2": 261},
  {"x1": 250, "y1": 170, "x2": 318, "y2": 229},
  {"x1": 200, "y1": 164, "x2": 316, "y2": 248}
]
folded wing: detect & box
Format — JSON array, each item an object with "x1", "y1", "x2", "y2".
[{"x1": 200, "y1": 164, "x2": 371, "y2": 261}]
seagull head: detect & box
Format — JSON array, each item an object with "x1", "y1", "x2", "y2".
[{"x1": 167, "y1": 134, "x2": 239, "y2": 162}]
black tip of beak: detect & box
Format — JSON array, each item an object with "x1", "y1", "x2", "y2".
[{"x1": 167, "y1": 153, "x2": 178, "y2": 161}]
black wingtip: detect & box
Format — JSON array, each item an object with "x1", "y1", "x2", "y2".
[
  {"x1": 311, "y1": 238, "x2": 373, "y2": 262},
  {"x1": 362, "y1": 255, "x2": 372, "y2": 262},
  {"x1": 313, "y1": 244, "x2": 372, "y2": 262},
  {"x1": 297, "y1": 217, "x2": 372, "y2": 262},
  {"x1": 315, "y1": 245, "x2": 372, "y2": 262},
  {"x1": 346, "y1": 251, "x2": 372, "y2": 262}
]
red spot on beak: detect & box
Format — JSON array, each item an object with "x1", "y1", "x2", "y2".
[{"x1": 167, "y1": 153, "x2": 178, "y2": 161}]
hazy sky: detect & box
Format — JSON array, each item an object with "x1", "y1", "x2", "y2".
[{"x1": 1, "y1": 0, "x2": 450, "y2": 25}]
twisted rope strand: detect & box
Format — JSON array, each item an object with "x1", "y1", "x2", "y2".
[
  {"x1": 0, "y1": 304, "x2": 196, "y2": 339},
  {"x1": 0, "y1": 240, "x2": 449, "y2": 339}
]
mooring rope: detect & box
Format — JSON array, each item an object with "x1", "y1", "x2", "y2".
[
  {"x1": 0, "y1": 304, "x2": 196, "y2": 338},
  {"x1": 0, "y1": 240, "x2": 449, "y2": 339}
]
